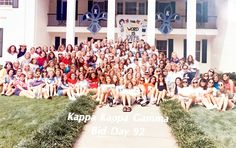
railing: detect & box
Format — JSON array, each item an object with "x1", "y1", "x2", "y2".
[
  {"x1": 48, "y1": 13, "x2": 66, "y2": 26},
  {"x1": 48, "y1": 13, "x2": 216, "y2": 29},
  {"x1": 155, "y1": 15, "x2": 217, "y2": 29},
  {"x1": 47, "y1": 13, "x2": 107, "y2": 27}
]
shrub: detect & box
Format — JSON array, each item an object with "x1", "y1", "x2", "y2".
[
  {"x1": 16, "y1": 96, "x2": 97, "y2": 148},
  {"x1": 160, "y1": 100, "x2": 216, "y2": 148}
]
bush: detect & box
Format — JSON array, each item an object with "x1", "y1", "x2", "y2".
[
  {"x1": 16, "y1": 96, "x2": 97, "y2": 148},
  {"x1": 160, "y1": 100, "x2": 216, "y2": 148}
]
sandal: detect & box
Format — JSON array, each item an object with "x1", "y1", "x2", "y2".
[
  {"x1": 123, "y1": 106, "x2": 127, "y2": 112},
  {"x1": 127, "y1": 107, "x2": 132, "y2": 112}
]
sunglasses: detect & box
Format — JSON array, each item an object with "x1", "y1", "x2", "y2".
[
  {"x1": 209, "y1": 81, "x2": 214, "y2": 83},
  {"x1": 183, "y1": 81, "x2": 188, "y2": 83},
  {"x1": 193, "y1": 81, "x2": 198, "y2": 84}
]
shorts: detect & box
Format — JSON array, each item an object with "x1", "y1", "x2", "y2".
[
  {"x1": 14, "y1": 88, "x2": 21, "y2": 96},
  {"x1": 57, "y1": 90, "x2": 64, "y2": 96}
]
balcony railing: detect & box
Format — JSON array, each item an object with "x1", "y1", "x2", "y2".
[
  {"x1": 48, "y1": 13, "x2": 216, "y2": 29},
  {"x1": 155, "y1": 15, "x2": 217, "y2": 29},
  {"x1": 47, "y1": 13, "x2": 107, "y2": 27}
]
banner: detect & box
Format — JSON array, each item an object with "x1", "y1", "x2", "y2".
[{"x1": 116, "y1": 15, "x2": 147, "y2": 42}]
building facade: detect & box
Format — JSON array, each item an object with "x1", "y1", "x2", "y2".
[{"x1": 0, "y1": 0, "x2": 236, "y2": 72}]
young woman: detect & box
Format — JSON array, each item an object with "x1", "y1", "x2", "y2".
[
  {"x1": 155, "y1": 74, "x2": 167, "y2": 106},
  {"x1": 0, "y1": 62, "x2": 14, "y2": 85},
  {"x1": 170, "y1": 77, "x2": 183, "y2": 100},
  {"x1": 29, "y1": 71, "x2": 45, "y2": 99},
  {"x1": 7, "y1": 45, "x2": 18, "y2": 63},
  {"x1": 45, "y1": 70, "x2": 56, "y2": 99},
  {"x1": 205, "y1": 79, "x2": 218, "y2": 108},
  {"x1": 198, "y1": 78, "x2": 215, "y2": 110},
  {"x1": 57, "y1": 75, "x2": 75, "y2": 99},
  {"x1": 67, "y1": 73, "x2": 77, "y2": 100},
  {"x1": 87, "y1": 72, "x2": 99, "y2": 93},
  {"x1": 216, "y1": 81, "x2": 235, "y2": 111},
  {"x1": 113, "y1": 77, "x2": 125, "y2": 105},
  {"x1": 1, "y1": 69, "x2": 14, "y2": 95},
  {"x1": 98, "y1": 75, "x2": 115, "y2": 107},
  {"x1": 76, "y1": 73, "x2": 89, "y2": 97},
  {"x1": 122, "y1": 81, "x2": 136, "y2": 112},
  {"x1": 222, "y1": 73, "x2": 235, "y2": 99},
  {"x1": 12, "y1": 73, "x2": 35, "y2": 98}
]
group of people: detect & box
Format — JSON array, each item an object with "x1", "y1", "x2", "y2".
[{"x1": 0, "y1": 38, "x2": 235, "y2": 112}]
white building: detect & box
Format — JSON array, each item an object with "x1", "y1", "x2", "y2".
[{"x1": 0, "y1": 0, "x2": 236, "y2": 72}]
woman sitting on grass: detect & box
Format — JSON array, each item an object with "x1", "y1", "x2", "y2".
[
  {"x1": 0, "y1": 62, "x2": 13, "y2": 86},
  {"x1": 205, "y1": 79, "x2": 218, "y2": 108},
  {"x1": 1, "y1": 69, "x2": 14, "y2": 95},
  {"x1": 12, "y1": 73, "x2": 35, "y2": 98},
  {"x1": 216, "y1": 81, "x2": 235, "y2": 112},
  {"x1": 45, "y1": 70, "x2": 56, "y2": 99},
  {"x1": 28, "y1": 71, "x2": 45, "y2": 99},
  {"x1": 57, "y1": 75, "x2": 75, "y2": 100}
]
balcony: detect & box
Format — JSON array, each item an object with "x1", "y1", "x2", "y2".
[
  {"x1": 48, "y1": 13, "x2": 216, "y2": 29},
  {"x1": 47, "y1": 13, "x2": 107, "y2": 27},
  {"x1": 155, "y1": 16, "x2": 217, "y2": 29}
]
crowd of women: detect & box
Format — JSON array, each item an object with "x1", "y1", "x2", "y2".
[{"x1": 0, "y1": 38, "x2": 235, "y2": 112}]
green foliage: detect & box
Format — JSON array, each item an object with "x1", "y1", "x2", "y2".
[
  {"x1": 160, "y1": 100, "x2": 216, "y2": 148},
  {"x1": 16, "y1": 96, "x2": 97, "y2": 148}
]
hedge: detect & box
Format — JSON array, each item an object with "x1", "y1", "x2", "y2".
[
  {"x1": 16, "y1": 95, "x2": 97, "y2": 148},
  {"x1": 160, "y1": 100, "x2": 216, "y2": 148}
]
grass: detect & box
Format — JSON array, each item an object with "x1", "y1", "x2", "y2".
[
  {"x1": 160, "y1": 100, "x2": 216, "y2": 148},
  {"x1": 190, "y1": 106, "x2": 236, "y2": 148},
  {"x1": 17, "y1": 95, "x2": 97, "y2": 148},
  {"x1": 0, "y1": 96, "x2": 69, "y2": 147}
]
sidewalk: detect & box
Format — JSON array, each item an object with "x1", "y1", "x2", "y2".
[{"x1": 73, "y1": 104, "x2": 178, "y2": 148}]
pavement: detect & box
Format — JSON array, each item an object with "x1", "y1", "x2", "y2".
[{"x1": 73, "y1": 104, "x2": 178, "y2": 148}]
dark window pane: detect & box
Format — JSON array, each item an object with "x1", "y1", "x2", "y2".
[
  {"x1": 139, "y1": 3, "x2": 145, "y2": 15},
  {"x1": 117, "y1": 2, "x2": 123, "y2": 14},
  {"x1": 125, "y1": 2, "x2": 136, "y2": 14},
  {"x1": 202, "y1": 39, "x2": 207, "y2": 63},
  {"x1": 195, "y1": 41, "x2": 201, "y2": 62}
]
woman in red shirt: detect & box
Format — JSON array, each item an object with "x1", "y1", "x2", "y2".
[{"x1": 37, "y1": 51, "x2": 47, "y2": 67}]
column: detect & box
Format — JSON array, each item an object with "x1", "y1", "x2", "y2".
[
  {"x1": 24, "y1": 0, "x2": 36, "y2": 47},
  {"x1": 107, "y1": 0, "x2": 116, "y2": 42},
  {"x1": 187, "y1": 0, "x2": 196, "y2": 57},
  {"x1": 147, "y1": 0, "x2": 156, "y2": 46},
  {"x1": 66, "y1": 0, "x2": 76, "y2": 45}
]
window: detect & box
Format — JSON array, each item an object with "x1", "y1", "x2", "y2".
[
  {"x1": 156, "y1": 1, "x2": 176, "y2": 14},
  {"x1": 88, "y1": 0, "x2": 108, "y2": 13},
  {"x1": 156, "y1": 40, "x2": 167, "y2": 56},
  {"x1": 195, "y1": 41, "x2": 201, "y2": 62},
  {"x1": 125, "y1": 2, "x2": 136, "y2": 14},
  {"x1": 117, "y1": 2, "x2": 123, "y2": 14},
  {"x1": 0, "y1": 28, "x2": 3, "y2": 57},
  {"x1": 196, "y1": 2, "x2": 208, "y2": 24},
  {"x1": 138, "y1": 3, "x2": 145, "y2": 15},
  {"x1": 0, "y1": 0, "x2": 12, "y2": 5}
]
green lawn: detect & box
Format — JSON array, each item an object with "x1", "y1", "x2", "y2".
[
  {"x1": 190, "y1": 106, "x2": 236, "y2": 148},
  {"x1": 0, "y1": 96, "x2": 69, "y2": 147}
]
